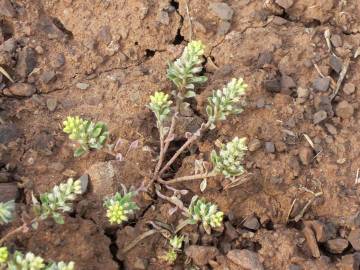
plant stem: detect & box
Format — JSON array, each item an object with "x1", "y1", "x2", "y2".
[
  {"x1": 159, "y1": 172, "x2": 217, "y2": 185},
  {"x1": 0, "y1": 218, "x2": 37, "y2": 245},
  {"x1": 159, "y1": 121, "x2": 211, "y2": 176}
]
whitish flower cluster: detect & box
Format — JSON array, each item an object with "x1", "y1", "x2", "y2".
[
  {"x1": 167, "y1": 40, "x2": 207, "y2": 97},
  {"x1": 206, "y1": 78, "x2": 247, "y2": 129},
  {"x1": 0, "y1": 247, "x2": 74, "y2": 270},
  {"x1": 161, "y1": 235, "x2": 184, "y2": 264},
  {"x1": 103, "y1": 191, "x2": 139, "y2": 225},
  {"x1": 211, "y1": 137, "x2": 247, "y2": 178},
  {"x1": 63, "y1": 116, "x2": 109, "y2": 157},
  {"x1": 0, "y1": 200, "x2": 15, "y2": 224},
  {"x1": 188, "y1": 196, "x2": 224, "y2": 234},
  {"x1": 148, "y1": 91, "x2": 173, "y2": 124},
  {"x1": 32, "y1": 178, "x2": 82, "y2": 225}
]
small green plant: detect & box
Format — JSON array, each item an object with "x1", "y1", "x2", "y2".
[
  {"x1": 167, "y1": 40, "x2": 207, "y2": 97},
  {"x1": 63, "y1": 116, "x2": 109, "y2": 157},
  {"x1": 187, "y1": 196, "x2": 223, "y2": 234},
  {"x1": 211, "y1": 137, "x2": 248, "y2": 178},
  {"x1": 206, "y1": 78, "x2": 247, "y2": 129},
  {"x1": 32, "y1": 178, "x2": 82, "y2": 226},
  {"x1": 0, "y1": 247, "x2": 74, "y2": 270},
  {"x1": 103, "y1": 189, "x2": 139, "y2": 225},
  {"x1": 0, "y1": 200, "x2": 15, "y2": 225},
  {"x1": 161, "y1": 235, "x2": 184, "y2": 264}
]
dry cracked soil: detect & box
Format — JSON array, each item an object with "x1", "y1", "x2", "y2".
[{"x1": 1, "y1": 0, "x2": 360, "y2": 269}]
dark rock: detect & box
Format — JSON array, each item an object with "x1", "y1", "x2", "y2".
[
  {"x1": 51, "y1": 53, "x2": 65, "y2": 68},
  {"x1": 209, "y1": 2, "x2": 234, "y2": 20},
  {"x1": 314, "y1": 96, "x2": 334, "y2": 117},
  {"x1": 227, "y1": 249, "x2": 264, "y2": 270},
  {"x1": 306, "y1": 220, "x2": 336, "y2": 243},
  {"x1": 338, "y1": 253, "x2": 360, "y2": 270},
  {"x1": 79, "y1": 174, "x2": 89, "y2": 194},
  {"x1": 263, "y1": 79, "x2": 281, "y2": 93},
  {"x1": 299, "y1": 147, "x2": 314, "y2": 165},
  {"x1": 312, "y1": 77, "x2": 330, "y2": 92},
  {"x1": 0, "y1": 123, "x2": 21, "y2": 144},
  {"x1": 336, "y1": 100, "x2": 354, "y2": 119},
  {"x1": 343, "y1": 83, "x2": 355, "y2": 95},
  {"x1": 0, "y1": 38, "x2": 16, "y2": 53},
  {"x1": 33, "y1": 132, "x2": 54, "y2": 155},
  {"x1": 325, "y1": 123, "x2": 337, "y2": 135},
  {"x1": 257, "y1": 51, "x2": 272, "y2": 67},
  {"x1": 0, "y1": 0, "x2": 16, "y2": 17},
  {"x1": 326, "y1": 238, "x2": 348, "y2": 254},
  {"x1": 0, "y1": 182, "x2": 18, "y2": 202},
  {"x1": 330, "y1": 55, "x2": 343, "y2": 74},
  {"x1": 331, "y1": 34, "x2": 343, "y2": 48},
  {"x1": 217, "y1": 21, "x2": 231, "y2": 36},
  {"x1": 248, "y1": 139, "x2": 262, "y2": 152},
  {"x1": 15, "y1": 48, "x2": 37, "y2": 78},
  {"x1": 3, "y1": 83, "x2": 36, "y2": 97},
  {"x1": 38, "y1": 17, "x2": 66, "y2": 40},
  {"x1": 303, "y1": 225, "x2": 320, "y2": 258},
  {"x1": 97, "y1": 26, "x2": 112, "y2": 45},
  {"x1": 185, "y1": 245, "x2": 219, "y2": 266},
  {"x1": 313, "y1": 110, "x2": 327, "y2": 124},
  {"x1": 348, "y1": 229, "x2": 360, "y2": 251},
  {"x1": 281, "y1": 75, "x2": 296, "y2": 92},
  {"x1": 46, "y1": 98, "x2": 57, "y2": 112},
  {"x1": 275, "y1": 0, "x2": 294, "y2": 9},
  {"x1": 224, "y1": 222, "x2": 238, "y2": 241},
  {"x1": 243, "y1": 216, "x2": 260, "y2": 230},
  {"x1": 265, "y1": 142, "x2": 275, "y2": 153},
  {"x1": 40, "y1": 70, "x2": 56, "y2": 84}
]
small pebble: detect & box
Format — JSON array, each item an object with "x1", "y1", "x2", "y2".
[
  {"x1": 343, "y1": 83, "x2": 355, "y2": 95},
  {"x1": 76, "y1": 82, "x2": 90, "y2": 90},
  {"x1": 313, "y1": 77, "x2": 330, "y2": 92},
  {"x1": 265, "y1": 142, "x2": 275, "y2": 153},
  {"x1": 46, "y1": 98, "x2": 57, "y2": 112},
  {"x1": 313, "y1": 110, "x2": 327, "y2": 124},
  {"x1": 336, "y1": 100, "x2": 354, "y2": 119},
  {"x1": 330, "y1": 34, "x2": 343, "y2": 48},
  {"x1": 330, "y1": 55, "x2": 343, "y2": 74}
]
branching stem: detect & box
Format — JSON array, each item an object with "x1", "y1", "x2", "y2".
[
  {"x1": 158, "y1": 171, "x2": 217, "y2": 185},
  {"x1": 0, "y1": 218, "x2": 37, "y2": 245}
]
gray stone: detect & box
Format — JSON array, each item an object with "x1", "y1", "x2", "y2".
[
  {"x1": 40, "y1": 70, "x2": 56, "y2": 84},
  {"x1": 0, "y1": 123, "x2": 21, "y2": 144},
  {"x1": 4, "y1": 83, "x2": 36, "y2": 97},
  {"x1": 224, "y1": 222, "x2": 238, "y2": 241},
  {"x1": 313, "y1": 77, "x2": 330, "y2": 92},
  {"x1": 0, "y1": 0, "x2": 16, "y2": 17},
  {"x1": 52, "y1": 53, "x2": 65, "y2": 68},
  {"x1": 38, "y1": 17, "x2": 66, "y2": 40},
  {"x1": 158, "y1": 10, "x2": 170, "y2": 25},
  {"x1": 243, "y1": 216, "x2": 260, "y2": 230},
  {"x1": 46, "y1": 98, "x2": 57, "y2": 112},
  {"x1": 257, "y1": 51, "x2": 272, "y2": 67},
  {"x1": 330, "y1": 34, "x2": 343, "y2": 48},
  {"x1": 79, "y1": 174, "x2": 89, "y2": 194},
  {"x1": 0, "y1": 38, "x2": 16, "y2": 53},
  {"x1": 185, "y1": 245, "x2": 219, "y2": 266},
  {"x1": 313, "y1": 110, "x2": 327, "y2": 124},
  {"x1": 227, "y1": 249, "x2": 264, "y2": 270},
  {"x1": 325, "y1": 123, "x2": 337, "y2": 135},
  {"x1": 326, "y1": 238, "x2": 348, "y2": 254},
  {"x1": 87, "y1": 161, "x2": 117, "y2": 197},
  {"x1": 97, "y1": 25, "x2": 112, "y2": 45},
  {"x1": 217, "y1": 21, "x2": 231, "y2": 36},
  {"x1": 330, "y1": 55, "x2": 343, "y2": 74},
  {"x1": 76, "y1": 82, "x2": 90, "y2": 90},
  {"x1": 336, "y1": 100, "x2": 354, "y2": 119},
  {"x1": 265, "y1": 142, "x2": 275, "y2": 153},
  {"x1": 281, "y1": 75, "x2": 296, "y2": 91},
  {"x1": 275, "y1": 0, "x2": 294, "y2": 9},
  {"x1": 343, "y1": 83, "x2": 355, "y2": 95},
  {"x1": 15, "y1": 48, "x2": 37, "y2": 78},
  {"x1": 209, "y1": 2, "x2": 234, "y2": 20}
]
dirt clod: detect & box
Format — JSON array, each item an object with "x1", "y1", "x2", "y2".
[
  {"x1": 0, "y1": 0, "x2": 16, "y2": 17},
  {"x1": 185, "y1": 245, "x2": 219, "y2": 266},
  {"x1": 298, "y1": 147, "x2": 314, "y2": 166},
  {"x1": 325, "y1": 238, "x2": 349, "y2": 254},
  {"x1": 335, "y1": 100, "x2": 354, "y2": 119},
  {"x1": 3, "y1": 83, "x2": 36, "y2": 97},
  {"x1": 227, "y1": 249, "x2": 264, "y2": 270},
  {"x1": 209, "y1": 2, "x2": 234, "y2": 20},
  {"x1": 348, "y1": 229, "x2": 360, "y2": 251}
]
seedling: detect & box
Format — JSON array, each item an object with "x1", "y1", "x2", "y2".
[
  {"x1": 161, "y1": 235, "x2": 184, "y2": 264},
  {"x1": 0, "y1": 200, "x2": 15, "y2": 225},
  {"x1": 0, "y1": 247, "x2": 74, "y2": 270},
  {"x1": 103, "y1": 188, "x2": 139, "y2": 225},
  {"x1": 0, "y1": 178, "x2": 82, "y2": 245},
  {"x1": 63, "y1": 116, "x2": 109, "y2": 157}
]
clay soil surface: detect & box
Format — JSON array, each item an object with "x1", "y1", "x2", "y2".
[{"x1": 1, "y1": 0, "x2": 360, "y2": 269}]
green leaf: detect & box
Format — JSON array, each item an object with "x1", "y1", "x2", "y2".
[
  {"x1": 74, "y1": 147, "x2": 86, "y2": 157},
  {"x1": 185, "y1": 91, "x2": 196, "y2": 98},
  {"x1": 52, "y1": 212, "x2": 65, "y2": 224}
]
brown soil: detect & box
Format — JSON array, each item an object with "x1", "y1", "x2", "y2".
[{"x1": 1, "y1": 0, "x2": 360, "y2": 269}]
